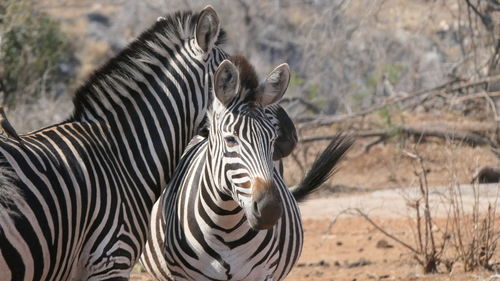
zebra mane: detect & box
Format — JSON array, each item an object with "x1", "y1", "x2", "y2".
[
  {"x1": 70, "y1": 10, "x2": 226, "y2": 121},
  {"x1": 205, "y1": 55, "x2": 256, "y2": 128},
  {"x1": 230, "y1": 55, "x2": 259, "y2": 96},
  {"x1": 207, "y1": 55, "x2": 261, "y2": 117}
]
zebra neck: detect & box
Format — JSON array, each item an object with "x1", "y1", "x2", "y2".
[
  {"x1": 199, "y1": 157, "x2": 245, "y2": 231},
  {"x1": 194, "y1": 166, "x2": 264, "y2": 264},
  {"x1": 69, "y1": 59, "x2": 208, "y2": 197}
]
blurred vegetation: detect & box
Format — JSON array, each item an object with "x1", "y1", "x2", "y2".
[
  {"x1": 0, "y1": 0, "x2": 76, "y2": 107},
  {"x1": 0, "y1": 0, "x2": 498, "y2": 119},
  {"x1": 377, "y1": 107, "x2": 406, "y2": 142}
]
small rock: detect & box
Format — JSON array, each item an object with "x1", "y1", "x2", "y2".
[
  {"x1": 347, "y1": 258, "x2": 372, "y2": 268},
  {"x1": 336, "y1": 241, "x2": 343, "y2": 246},
  {"x1": 376, "y1": 239, "x2": 394, "y2": 249},
  {"x1": 318, "y1": 260, "x2": 329, "y2": 267},
  {"x1": 86, "y1": 12, "x2": 111, "y2": 27},
  {"x1": 307, "y1": 260, "x2": 330, "y2": 267},
  {"x1": 472, "y1": 166, "x2": 500, "y2": 183},
  {"x1": 334, "y1": 261, "x2": 341, "y2": 267}
]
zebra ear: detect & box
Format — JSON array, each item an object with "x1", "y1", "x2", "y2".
[
  {"x1": 257, "y1": 63, "x2": 290, "y2": 106},
  {"x1": 214, "y1": 60, "x2": 239, "y2": 106},
  {"x1": 196, "y1": 5, "x2": 220, "y2": 53}
]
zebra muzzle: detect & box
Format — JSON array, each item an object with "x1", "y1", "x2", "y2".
[{"x1": 247, "y1": 177, "x2": 283, "y2": 230}]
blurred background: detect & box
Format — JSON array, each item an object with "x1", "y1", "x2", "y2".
[
  {"x1": 1, "y1": 0, "x2": 498, "y2": 129},
  {"x1": 2, "y1": 0, "x2": 498, "y2": 189},
  {"x1": 1, "y1": 1, "x2": 500, "y2": 280}
]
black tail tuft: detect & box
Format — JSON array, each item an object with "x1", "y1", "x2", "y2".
[{"x1": 291, "y1": 134, "x2": 354, "y2": 202}]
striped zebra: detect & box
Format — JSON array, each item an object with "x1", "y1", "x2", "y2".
[
  {"x1": 0, "y1": 6, "x2": 228, "y2": 281},
  {"x1": 141, "y1": 56, "x2": 353, "y2": 281}
]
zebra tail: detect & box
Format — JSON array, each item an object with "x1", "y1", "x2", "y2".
[{"x1": 290, "y1": 134, "x2": 354, "y2": 202}]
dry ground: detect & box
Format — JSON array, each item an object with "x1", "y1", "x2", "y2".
[{"x1": 282, "y1": 217, "x2": 499, "y2": 281}]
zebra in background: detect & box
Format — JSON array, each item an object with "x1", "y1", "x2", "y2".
[
  {"x1": 141, "y1": 56, "x2": 353, "y2": 281},
  {"x1": 0, "y1": 6, "x2": 228, "y2": 281}
]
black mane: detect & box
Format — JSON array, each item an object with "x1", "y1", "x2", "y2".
[
  {"x1": 69, "y1": 10, "x2": 226, "y2": 121},
  {"x1": 229, "y1": 55, "x2": 259, "y2": 93}
]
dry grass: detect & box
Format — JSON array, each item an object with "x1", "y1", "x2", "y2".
[
  {"x1": 448, "y1": 183, "x2": 500, "y2": 272},
  {"x1": 334, "y1": 145, "x2": 500, "y2": 275},
  {"x1": 7, "y1": 95, "x2": 73, "y2": 134}
]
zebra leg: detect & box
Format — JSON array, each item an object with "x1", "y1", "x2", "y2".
[
  {"x1": 80, "y1": 255, "x2": 130, "y2": 280},
  {"x1": 79, "y1": 211, "x2": 136, "y2": 280}
]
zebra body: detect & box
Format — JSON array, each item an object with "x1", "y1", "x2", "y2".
[
  {"x1": 142, "y1": 56, "x2": 302, "y2": 281},
  {"x1": 143, "y1": 141, "x2": 304, "y2": 281},
  {"x1": 0, "y1": 7, "x2": 227, "y2": 281}
]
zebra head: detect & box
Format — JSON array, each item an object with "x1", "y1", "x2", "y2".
[{"x1": 208, "y1": 56, "x2": 290, "y2": 230}]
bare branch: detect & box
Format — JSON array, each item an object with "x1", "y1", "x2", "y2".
[
  {"x1": 300, "y1": 126, "x2": 496, "y2": 147},
  {"x1": 296, "y1": 75, "x2": 500, "y2": 128},
  {"x1": 354, "y1": 208, "x2": 420, "y2": 254}
]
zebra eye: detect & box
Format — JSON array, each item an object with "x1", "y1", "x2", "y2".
[{"x1": 224, "y1": 135, "x2": 238, "y2": 147}]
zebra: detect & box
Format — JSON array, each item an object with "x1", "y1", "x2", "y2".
[
  {"x1": 140, "y1": 56, "x2": 353, "y2": 281},
  {"x1": 0, "y1": 6, "x2": 229, "y2": 281}
]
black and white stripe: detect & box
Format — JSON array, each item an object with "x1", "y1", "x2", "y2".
[
  {"x1": 141, "y1": 56, "x2": 352, "y2": 281},
  {"x1": 0, "y1": 6, "x2": 227, "y2": 281}
]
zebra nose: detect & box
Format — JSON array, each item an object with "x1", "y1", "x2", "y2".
[{"x1": 250, "y1": 177, "x2": 283, "y2": 230}]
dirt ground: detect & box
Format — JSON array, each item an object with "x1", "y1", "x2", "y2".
[{"x1": 279, "y1": 217, "x2": 499, "y2": 281}]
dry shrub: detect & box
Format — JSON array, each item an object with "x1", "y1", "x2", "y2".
[
  {"x1": 448, "y1": 181, "x2": 500, "y2": 272},
  {"x1": 356, "y1": 149, "x2": 448, "y2": 273},
  {"x1": 356, "y1": 145, "x2": 500, "y2": 274},
  {"x1": 0, "y1": 0, "x2": 77, "y2": 107},
  {"x1": 7, "y1": 94, "x2": 73, "y2": 134}
]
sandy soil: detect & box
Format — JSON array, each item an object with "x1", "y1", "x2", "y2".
[
  {"x1": 131, "y1": 184, "x2": 500, "y2": 281},
  {"x1": 282, "y1": 217, "x2": 499, "y2": 281}
]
